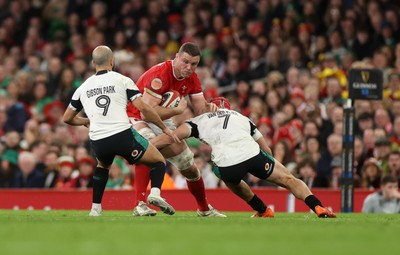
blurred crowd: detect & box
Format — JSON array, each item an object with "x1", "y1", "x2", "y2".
[{"x1": 1, "y1": 0, "x2": 400, "y2": 191}]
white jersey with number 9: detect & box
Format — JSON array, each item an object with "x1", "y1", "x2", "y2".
[{"x1": 69, "y1": 71, "x2": 142, "y2": 140}]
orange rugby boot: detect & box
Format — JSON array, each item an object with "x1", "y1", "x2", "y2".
[
  {"x1": 315, "y1": 205, "x2": 337, "y2": 218},
  {"x1": 251, "y1": 207, "x2": 274, "y2": 218}
]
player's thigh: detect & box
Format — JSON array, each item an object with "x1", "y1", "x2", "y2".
[
  {"x1": 117, "y1": 128, "x2": 150, "y2": 164},
  {"x1": 128, "y1": 119, "x2": 165, "y2": 165},
  {"x1": 91, "y1": 139, "x2": 115, "y2": 168},
  {"x1": 92, "y1": 130, "x2": 138, "y2": 167},
  {"x1": 247, "y1": 151, "x2": 275, "y2": 180},
  {"x1": 213, "y1": 164, "x2": 247, "y2": 185},
  {"x1": 138, "y1": 143, "x2": 166, "y2": 165},
  {"x1": 266, "y1": 160, "x2": 294, "y2": 184}
]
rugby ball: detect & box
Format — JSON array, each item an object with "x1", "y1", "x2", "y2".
[{"x1": 160, "y1": 90, "x2": 181, "y2": 108}]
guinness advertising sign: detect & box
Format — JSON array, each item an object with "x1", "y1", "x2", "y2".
[{"x1": 348, "y1": 68, "x2": 383, "y2": 100}]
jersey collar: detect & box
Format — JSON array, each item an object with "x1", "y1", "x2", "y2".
[{"x1": 95, "y1": 70, "x2": 110, "y2": 75}]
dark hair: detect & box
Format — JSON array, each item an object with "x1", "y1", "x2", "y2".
[
  {"x1": 178, "y1": 42, "x2": 201, "y2": 57},
  {"x1": 381, "y1": 175, "x2": 398, "y2": 185}
]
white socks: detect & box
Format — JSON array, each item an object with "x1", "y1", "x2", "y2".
[
  {"x1": 150, "y1": 187, "x2": 161, "y2": 197},
  {"x1": 92, "y1": 203, "x2": 102, "y2": 210}
]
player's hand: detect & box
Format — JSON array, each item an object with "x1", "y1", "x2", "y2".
[
  {"x1": 84, "y1": 119, "x2": 90, "y2": 128},
  {"x1": 162, "y1": 128, "x2": 180, "y2": 143},
  {"x1": 197, "y1": 102, "x2": 218, "y2": 115},
  {"x1": 207, "y1": 102, "x2": 218, "y2": 112},
  {"x1": 175, "y1": 97, "x2": 188, "y2": 114}
]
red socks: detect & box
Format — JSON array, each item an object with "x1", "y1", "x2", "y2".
[
  {"x1": 186, "y1": 176, "x2": 209, "y2": 211},
  {"x1": 135, "y1": 164, "x2": 209, "y2": 212},
  {"x1": 134, "y1": 164, "x2": 151, "y2": 205}
]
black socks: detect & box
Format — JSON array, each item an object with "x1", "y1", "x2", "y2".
[
  {"x1": 92, "y1": 167, "x2": 109, "y2": 203},
  {"x1": 149, "y1": 161, "x2": 166, "y2": 189},
  {"x1": 247, "y1": 194, "x2": 322, "y2": 213},
  {"x1": 305, "y1": 195, "x2": 322, "y2": 212},
  {"x1": 247, "y1": 194, "x2": 267, "y2": 213}
]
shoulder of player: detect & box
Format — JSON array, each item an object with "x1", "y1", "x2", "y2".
[
  {"x1": 146, "y1": 61, "x2": 170, "y2": 75},
  {"x1": 75, "y1": 78, "x2": 90, "y2": 91},
  {"x1": 186, "y1": 114, "x2": 205, "y2": 124},
  {"x1": 138, "y1": 63, "x2": 170, "y2": 85}
]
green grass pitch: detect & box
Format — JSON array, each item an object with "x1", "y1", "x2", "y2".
[{"x1": 0, "y1": 210, "x2": 399, "y2": 255}]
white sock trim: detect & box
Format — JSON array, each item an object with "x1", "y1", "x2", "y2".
[
  {"x1": 92, "y1": 203, "x2": 101, "y2": 210},
  {"x1": 150, "y1": 187, "x2": 161, "y2": 196},
  {"x1": 186, "y1": 175, "x2": 201, "y2": 182}
]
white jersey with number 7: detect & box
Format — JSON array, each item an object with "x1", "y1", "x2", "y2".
[{"x1": 185, "y1": 109, "x2": 262, "y2": 167}]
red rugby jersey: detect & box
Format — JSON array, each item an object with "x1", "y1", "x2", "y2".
[{"x1": 127, "y1": 60, "x2": 203, "y2": 118}]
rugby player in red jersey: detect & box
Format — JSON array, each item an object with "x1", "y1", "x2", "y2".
[{"x1": 127, "y1": 42, "x2": 226, "y2": 217}]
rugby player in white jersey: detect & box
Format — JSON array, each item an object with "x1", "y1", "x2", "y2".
[
  {"x1": 63, "y1": 45, "x2": 179, "y2": 216},
  {"x1": 151, "y1": 97, "x2": 337, "y2": 218}
]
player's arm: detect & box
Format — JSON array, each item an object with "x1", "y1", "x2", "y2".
[
  {"x1": 141, "y1": 91, "x2": 187, "y2": 120},
  {"x1": 190, "y1": 94, "x2": 218, "y2": 116},
  {"x1": 63, "y1": 98, "x2": 90, "y2": 127},
  {"x1": 132, "y1": 96, "x2": 180, "y2": 143},
  {"x1": 256, "y1": 136, "x2": 273, "y2": 155},
  {"x1": 151, "y1": 124, "x2": 191, "y2": 149},
  {"x1": 250, "y1": 120, "x2": 273, "y2": 155}
]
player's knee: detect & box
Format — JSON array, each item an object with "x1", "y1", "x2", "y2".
[
  {"x1": 138, "y1": 127, "x2": 156, "y2": 140},
  {"x1": 180, "y1": 166, "x2": 201, "y2": 181},
  {"x1": 280, "y1": 174, "x2": 297, "y2": 187},
  {"x1": 168, "y1": 147, "x2": 194, "y2": 171},
  {"x1": 147, "y1": 144, "x2": 166, "y2": 163}
]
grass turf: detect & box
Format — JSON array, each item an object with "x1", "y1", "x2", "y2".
[{"x1": 0, "y1": 210, "x2": 399, "y2": 255}]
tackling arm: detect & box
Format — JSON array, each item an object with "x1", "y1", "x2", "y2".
[
  {"x1": 133, "y1": 97, "x2": 180, "y2": 143},
  {"x1": 190, "y1": 94, "x2": 218, "y2": 116},
  {"x1": 256, "y1": 136, "x2": 273, "y2": 155},
  {"x1": 250, "y1": 121, "x2": 273, "y2": 155},
  {"x1": 151, "y1": 124, "x2": 191, "y2": 150}
]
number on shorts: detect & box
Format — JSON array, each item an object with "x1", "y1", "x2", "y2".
[{"x1": 96, "y1": 95, "x2": 111, "y2": 116}]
